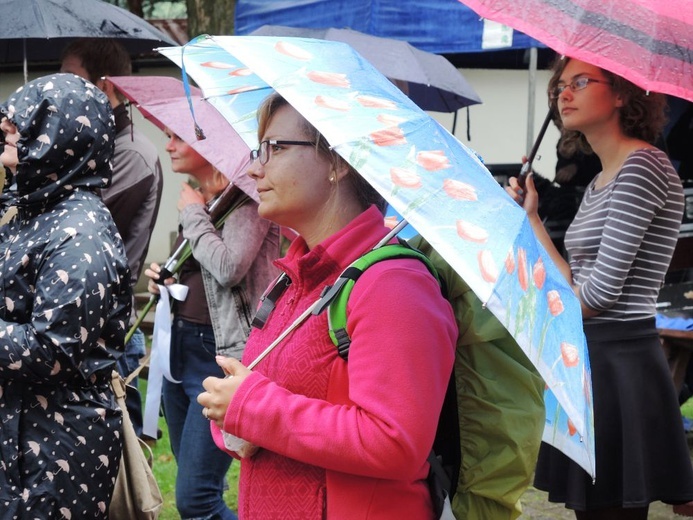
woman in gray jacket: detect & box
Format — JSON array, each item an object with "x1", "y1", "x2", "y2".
[{"x1": 145, "y1": 129, "x2": 279, "y2": 520}]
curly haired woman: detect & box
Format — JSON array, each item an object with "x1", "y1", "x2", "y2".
[{"x1": 507, "y1": 57, "x2": 693, "y2": 520}]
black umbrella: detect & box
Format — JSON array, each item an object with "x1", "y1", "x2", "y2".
[
  {"x1": 0, "y1": 0, "x2": 177, "y2": 81},
  {"x1": 249, "y1": 25, "x2": 482, "y2": 114}
]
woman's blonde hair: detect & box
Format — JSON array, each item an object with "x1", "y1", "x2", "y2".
[{"x1": 256, "y1": 93, "x2": 387, "y2": 213}]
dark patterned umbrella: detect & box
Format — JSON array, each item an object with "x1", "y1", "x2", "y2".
[
  {"x1": 0, "y1": 0, "x2": 176, "y2": 81},
  {"x1": 249, "y1": 25, "x2": 482, "y2": 113}
]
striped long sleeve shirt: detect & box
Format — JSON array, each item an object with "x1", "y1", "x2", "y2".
[{"x1": 564, "y1": 148, "x2": 684, "y2": 321}]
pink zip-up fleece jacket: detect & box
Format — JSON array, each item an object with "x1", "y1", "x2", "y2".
[{"x1": 211, "y1": 206, "x2": 457, "y2": 519}]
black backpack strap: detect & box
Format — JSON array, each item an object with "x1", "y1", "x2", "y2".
[
  {"x1": 433, "y1": 369, "x2": 460, "y2": 497},
  {"x1": 427, "y1": 449, "x2": 452, "y2": 519},
  {"x1": 251, "y1": 273, "x2": 291, "y2": 329}
]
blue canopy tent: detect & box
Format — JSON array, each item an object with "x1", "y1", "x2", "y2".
[
  {"x1": 235, "y1": 0, "x2": 553, "y2": 150},
  {"x1": 235, "y1": 0, "x2": 545, "y2": 55}
]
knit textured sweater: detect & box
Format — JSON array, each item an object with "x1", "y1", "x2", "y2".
[{"x1": 211, "y1": 206, "x2": 457, "y2": 519}]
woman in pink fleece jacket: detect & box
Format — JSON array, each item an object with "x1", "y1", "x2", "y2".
[{"x1": 198, "y1": 93, "x2": 457, "y2": 520}]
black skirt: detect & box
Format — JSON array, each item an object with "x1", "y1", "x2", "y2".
[{"x1": 534, "y1": 318, "x2": 693, "y2": 510}]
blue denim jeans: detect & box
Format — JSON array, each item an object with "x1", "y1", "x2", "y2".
[
  {"x1": 117, "y1": 327, "x2": 147, "y2": 378},
  {"x1": 163, "y1": 319, "x2": 237, "y2": 520}
]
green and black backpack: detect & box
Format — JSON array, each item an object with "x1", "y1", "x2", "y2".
[{"x1": 251, "y1": 237, "x2": 545, "y2": 520}]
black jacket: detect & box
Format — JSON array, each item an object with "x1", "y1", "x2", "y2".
[{"x1": 0, "y1": 73, "x2": 131, "y2": 517}]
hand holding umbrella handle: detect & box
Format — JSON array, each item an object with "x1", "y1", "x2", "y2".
[
  {"x1": 122, "y1": 251, "x2": 185, "y2": 345},
  {"x1": 123, "y1": 183, "x2": 251, "y2": 345},
  {"x1": 517, "y1": 110, "x2": 554, "y2": 189}
]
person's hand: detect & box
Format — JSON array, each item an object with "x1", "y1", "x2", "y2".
[
  {"x1": 198, "y1": 357, "x2": 252, "y2": 428},
  {"x1": 143, "y1": 262, "x2": 174, "y2": 295},
  {"x1": 177, "y1": 182, "x2": 205, "y2": 212},
  {"x1": 505, "y1": 172, "x2": 540, "y2": 219}
]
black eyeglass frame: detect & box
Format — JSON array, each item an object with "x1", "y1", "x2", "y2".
[
  {"x1": 249, "y1": 139, "x2": 316, "y2": 165},
  {"x1": 551, "y1": 77, "x2": 613, "y2": 99}
]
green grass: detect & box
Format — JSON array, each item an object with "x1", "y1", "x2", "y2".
[
  {"x1": 682, "y1": 399, "x2": 693, "y2": 420},
  {"x1": 136, "y1": 362, "x2": 693, "y2": 519},
  {"x1": 139, "y1": 379, "x2": 240, "y2": 519}
]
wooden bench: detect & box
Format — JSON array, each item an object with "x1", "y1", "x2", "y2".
[
  {"x1": 658, "y1": 235, "x2": 693, "y2": 394},
  {"x1": 661, "y1": 329, "x2": 693, "y2": 393}
]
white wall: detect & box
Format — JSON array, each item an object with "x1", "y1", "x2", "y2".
[
  {"x1": 1, "y1": 65, "x2": 561, "y2": 274},
  {"x1": 434, "y1": 68, "x2": 560, "y2": 179}
]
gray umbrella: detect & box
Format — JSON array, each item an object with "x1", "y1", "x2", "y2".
[
  {"x1": 0, "y1": 0, "x2": 177, "y2": 81},
  {"x1": 249, "y1": 25, "x2": 482, "y2": 114}
]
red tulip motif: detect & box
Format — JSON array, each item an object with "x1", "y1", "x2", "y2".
[
  {"x1": 227, "y1": 86, "x2": 257, "y2": 95},
  {"x1": 547, "y1": 290, "x2": 564, "y2": 317},
  {"x1": 370, "y1": 127, "x2": 406, "y2": 147},
  {"x1": 201, "y1": 61, "x2": 235, "y2": 69},
  {"x1": 478, "y1": 250, "x2": 498, "y2": 283},
  {"x1": 456, "y1": 220, "x2": 489, "y2": 243},
  {"x1": 560, "y1": 342, "x2": 580, "y2": 368},
  {"x1": 537, "y1": 289, "x2": 566, "y2": 361},
  {"x1": 315, "y1": 96, "x2": 350, "y2": 112},
  {"x1": 274, "y1": 41, "x2": 313, "y2": 61},
  {"x1": 584, "y1": 367, "x2": 592, "y2": 406},
  {"x1": 517, "y1": 248, "x2": 529, "y2": 291},
  {"x1": 307, "y1": 71, "x2": 350, "y2": 88},
  {"x1": 377, "y1": 114, "x2": 406, "y2": 126},
  {"x1": 228, "y1": 68, "x2": 252, "y2": 77},
  {"x1": 567, "y1": 418, "x2": 577, "y2": 436},
  {"x1": 505, "y1": 249, "x2": 515, "y2": 274},
  {"x1": 357, "y1": 95, "x2": 398, "y2": 110},
  {"x1": 442, "y1": 179, "x2": 477, "y2": 201},
  {"x1": 384, "y1": 215, "x2": 399, "y2": 229},
  {"x1": 533, "y1": 258, "x2": 546, "y2": 289},
  {"x1": 390, "y1": 167, "x2": 422, "y2": 189},
  {"x1": 416, "y1": 150, "x2": 450, "y2": 171}
]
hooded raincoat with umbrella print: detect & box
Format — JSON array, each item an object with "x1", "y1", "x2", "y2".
[{"x1": 0, "y1": 73, "x2": 131, "y2": 517}]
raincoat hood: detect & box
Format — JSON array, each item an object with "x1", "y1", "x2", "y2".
[{"x1": 0, "y1": 73, "x2": 115, "y2": 211}]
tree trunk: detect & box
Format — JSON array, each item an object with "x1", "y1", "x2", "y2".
[
  {"x1": 126, "y1": 0, "x2": 144, "y2": 18},
  {"x1": 185, "y1": 0, "x2": 236, "y2": 39}
]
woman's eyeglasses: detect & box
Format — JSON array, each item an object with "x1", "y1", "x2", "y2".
[
  {"x1": 249, "y1": 140, "x2": 315, "y2": 165},
  {"x1": 551, "y1": 77, "x2": 612, "y2": 99}
]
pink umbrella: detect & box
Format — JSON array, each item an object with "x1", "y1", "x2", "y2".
[
  {"x1": 106, "y1": 75, "x2": 257, "y2": 200},
  {"x1": 457, "y1": 0, "x2": 693, "y2": 103},
  {"x1": 108, "y1": 75, "x2": 262, "y2": 352},
  {"x1": 108, "y1": 76, "x2": 262, "y2": 440}
]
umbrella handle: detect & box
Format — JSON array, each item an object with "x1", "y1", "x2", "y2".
[
  {"x1": 376, "y1": 218, "x2": 410, "y2": 248},
  {"x1": 518, "y1": 110, "x2": 554, "y2": 189},
  {"x1": 122, "y1": 185, "x2": 250, "y2": 347},
  {"x1": 122, "y1": 262, "x2": 178, "y2": 344},
  {"x1": 124, "y1": 294, "x2": 157, "y2": 345},
  {"x1": 241, "y1": 219, "x2": 411, "y2": 371},
  {"x1": 122, "y1": 259, "x2": 180, "y2": 345}
]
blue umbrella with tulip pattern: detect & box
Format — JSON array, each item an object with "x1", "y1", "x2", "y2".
[{"x1": 159, "y1": 35, "x2": 595, "y2": 478}]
